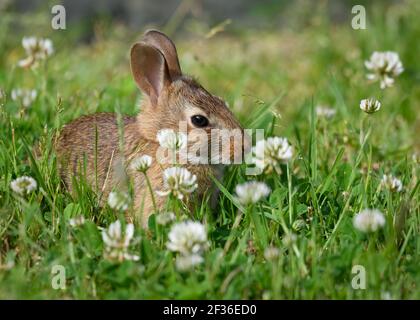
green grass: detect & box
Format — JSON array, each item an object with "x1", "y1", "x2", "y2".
[{"x1": 0, "y1": 1, "x2": 419, "y2": 299}]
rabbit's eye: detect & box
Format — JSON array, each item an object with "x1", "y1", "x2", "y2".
[{"x1": 191, "y1": 115, "x2": 209, "y2": 128}]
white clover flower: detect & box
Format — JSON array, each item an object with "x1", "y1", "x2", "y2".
[
  {"x1": 316, "y1": 106, "x2": 336, "y2": 119},
  {"x1": 11, "y1": 88, "x2": 37, "y2": 108},
  {"x1": 18, "y1": 37, "x2": 54, "y2": 68},
  {"x1": 131, "y1": 155, "x2": 152, "y2": 173},
  {"x1": 102, "y1": 221, "x2": 139, "y2": 262},
  {"x1": 234, "y1": 181, "x2": 271, "y2": 206},
  {"x1": 156, "y1": 211, "x2": 176, "y2": 226},
  {"x1": 381, "y1": 174, "x2": 403, "y2": 192},
  {"x1": 10, "y1": 176, "x2": 37, "y2": 195},
  {"x1": 102, "y1": 221, "x2": 133, "y2": 249},
  {"x1": 282, "y1": 233, "x2": 297, "y2": 247},
  {"x1": 167, "y1": 221, "x2": 209, "y2": 256},
  {"x1": 0, "y1": 259, "x2": 15, "y2": 271},
  {"x1": 69, "y1": 215, "x2": 86, "y2": 228},
  {"x1": 175, "y1": 254, "x2": 204, "y2": 271},
  {"x1": 353, "y1": 209, "x2": 386, "y2": 233},
  {"x1": 22, "y1": 37, "x2": 54, "y2": 58},
  {"x1": 360, "y1": 98, "x2": 381, "y2": 114},
  {"x1": 107, "y1": 191, "x2": 130, "y2": 211},
  {"x1": 381, "y1": 291, "x2": 393, "y2": 300},
  {"x1": 264, "y1": 246, "x2": 280, "y2": 261},
  {"x1": 157, "y1": 129, "x2": 187, "y2": 151},
  {"x1": 365, "y1": 51, "x2": 403, "y2": 89},
  {"x1": 253, "y1": 137, "x2": 293, "y2": 174},
  {"x1": 157, "y1": 167, "x2": 198, "y2": 200}
]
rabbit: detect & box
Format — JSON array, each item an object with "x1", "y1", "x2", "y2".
[{"x1": 56, "y1": 30, "x2": 250, "y2": 227}]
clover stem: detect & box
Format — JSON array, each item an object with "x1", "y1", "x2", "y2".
[{"x1": 143, "y1": 172, "x2": 158, "y2": 214}]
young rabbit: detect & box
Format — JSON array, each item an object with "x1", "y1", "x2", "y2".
[{"x1": 56, "y1": 30, "x2": 249, "y2": 226}]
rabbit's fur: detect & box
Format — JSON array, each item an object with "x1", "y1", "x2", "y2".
[{"x1": 56, "y1": 30, "x2": 248, "y2": 226}]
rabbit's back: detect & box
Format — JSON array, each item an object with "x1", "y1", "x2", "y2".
[{"x1": 56, "y1": 112, "x2": 136, "y2": 196}]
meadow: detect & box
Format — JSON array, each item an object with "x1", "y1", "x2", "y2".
[{"x1": 0, "y1": 1, "x2": 419, "y2": 299}]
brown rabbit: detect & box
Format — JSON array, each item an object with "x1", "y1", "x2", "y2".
[{"x1": 56, "y1": 30, "x2": 249, "y2": 227}]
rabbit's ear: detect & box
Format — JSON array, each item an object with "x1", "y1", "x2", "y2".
[
  {"x1": 142, "y1": 30, "x2": 182, "y2": 80},
  {"x1": 130, "y1": 41, "x2": 171, "y2": 106}
]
